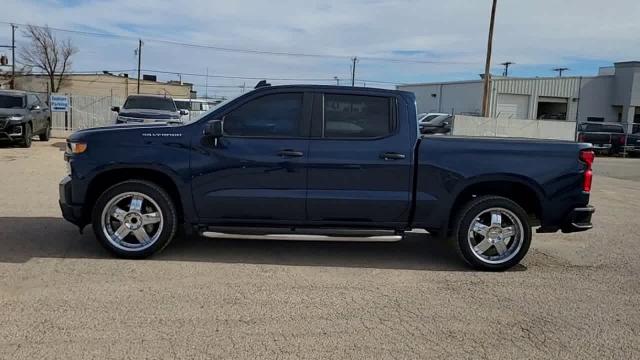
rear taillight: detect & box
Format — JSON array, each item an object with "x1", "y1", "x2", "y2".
[
  {"x1": 580, "y1": 149, "x2": 595, "y2": 192},
  {"x1": 619, "y1": 135, "x2": 626, "y2": 145}
]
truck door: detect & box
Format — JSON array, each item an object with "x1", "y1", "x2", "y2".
[
  {"x1": 190, "y1": 91, "x2": 311, "y2": 222},
  {"x1": 306, "y1": 92, "x2": 414, "y2": 225},
  {"x1": 27, "y1": 94, "x2": 44, "y2": 132}
]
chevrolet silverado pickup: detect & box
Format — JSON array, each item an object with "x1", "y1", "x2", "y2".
[{"x1": 59, "y1": 85, "x2": 595, "y2": 271}]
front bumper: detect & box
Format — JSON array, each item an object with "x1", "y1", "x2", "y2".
[
  {"x1": 0, "y1": 124, "x2": 24, "y2": 141},
  {"x1": 59, "y1": 175, "x2": 85, "y2": 227}
]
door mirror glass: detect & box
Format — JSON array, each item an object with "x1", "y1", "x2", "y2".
[
  {"x1": 30, "y1": 104, "x2": 41, "y2": 111},
  {"x1": 180, "y1": 109, "x2": 189, "y2": 116},
  {"x1": 204, "y1": 119, "x2": 223, "y2": 138}
]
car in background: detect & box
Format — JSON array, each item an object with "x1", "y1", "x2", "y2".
[
  {"x1": 418, "y1": 113, "x2": 453, "y2": 135},
  {"x1": 0, "y1": 90, "x2": 51, "y2": 147},
  {"x1": 112, "y1": 95, "x2": 187, "y2": 124},
  {"x1": 621, "y1": 129, "x2": 640, "y2": 157},
  {"x1": 173, "y1": 98, "x2": 222, "y2": 122},
  {"x1": 577, "y1": 122, "x2": 626, "y2": 155}
]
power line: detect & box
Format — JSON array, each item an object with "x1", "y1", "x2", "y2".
[
  {"x1": 139, "y1": 68, "x2": 401, "y2": 85},
  {"x1": 0, "y1": 21, "x2": 479, "y2": 65},
  {"x1": 16, "y1": 69, "x2": 402, "y2": 86}
]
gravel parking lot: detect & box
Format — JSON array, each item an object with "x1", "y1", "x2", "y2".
[{"x1": 1, "y1": 140, "x2": 639, "y2": 359}]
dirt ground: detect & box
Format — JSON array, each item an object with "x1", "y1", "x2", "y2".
[{"x1": 0, "y1": 140, "x2": 638, "y2": 359}]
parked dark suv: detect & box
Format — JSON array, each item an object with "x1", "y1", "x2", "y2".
[{"x1": 0, "y1": 90, "x2": 51, "y2": 147}]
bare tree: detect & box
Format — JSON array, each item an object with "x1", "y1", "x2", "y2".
[{"x1": 19, "y1": 25, "x2": 77, "y2": 93}]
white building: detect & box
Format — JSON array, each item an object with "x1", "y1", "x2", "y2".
[{"x1": 398, "y1": 61, "x2": 640, "y2": 133}]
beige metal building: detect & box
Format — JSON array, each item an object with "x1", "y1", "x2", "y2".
[{"x1": 12, "y1": 73, "x2": 193, "y2": 98}]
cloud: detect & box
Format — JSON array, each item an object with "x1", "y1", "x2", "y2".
[{"x1": 0, "y1": 0, "x2": 638, "y2": 95}]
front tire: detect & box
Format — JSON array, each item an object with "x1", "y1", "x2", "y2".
[
  {"x1": 20, "y1": 123, "x2": 32, "y2": 148},
  {"x1": 39, "y1": 121, "x2": 51, "y2": 141},
  {"x1": 452, "y1": 196, "x2": 532, "y2": 271},
  {"x1": 92, "y1": 180, "x2": 178, "y2": 259}
]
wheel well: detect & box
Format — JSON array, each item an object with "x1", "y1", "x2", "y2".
[
  {"x1": 450, "y1": 181, "x2": 542, "y2": 223},
  {"x1": 84, "y1": 168, "x2": 184, "y2": 222}
]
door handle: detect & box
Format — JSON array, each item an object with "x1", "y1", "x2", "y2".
[
  {"x1": 278, "y1": 149, "x2": 304, "y2": 157},
  {"x1": 380, "y1": 152, "x2": 406, "y2": 160}
]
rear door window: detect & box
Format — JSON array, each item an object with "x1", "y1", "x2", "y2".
[{"x1": 323, "y1": 94, "x2": 393, "y2": 138}]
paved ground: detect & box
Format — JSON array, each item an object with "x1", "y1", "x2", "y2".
[{"x1": 0, "y1": 140, "x2": 638, "y2": 359}]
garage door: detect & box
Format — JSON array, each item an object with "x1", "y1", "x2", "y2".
[{"x1": 496, "y1": 94, "x2": 529, "y2": 119}]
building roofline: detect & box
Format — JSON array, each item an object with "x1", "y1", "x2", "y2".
[
  {"x1": 614, "y1": 61, "x2": 640, "y2": 68},
  {"x1": 398, "y1": 75, "x2": 605, "y2": 88}
]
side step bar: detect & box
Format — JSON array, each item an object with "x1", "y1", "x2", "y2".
[{"x1": 201, "y1": 231, "x2": 403, "y2": 242}]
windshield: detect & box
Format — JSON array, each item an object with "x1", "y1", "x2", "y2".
[
  {"x1": 174, "y1": 101, "x2": 190, "y2": 110},
  {"x1": 0, "y1": 94, "x2": 25, "y2": 109},
  {"x1": 420, "y1": 115, "x2": 440, "y2": 123},
  {"x1": 123, "y1": 96, "x2": 177, "y2": 112}
]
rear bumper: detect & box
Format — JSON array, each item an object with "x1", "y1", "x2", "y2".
[
  {"x1": 537, "y1": 206, "x2": 595, "y2": 234},
  {"x1": 622, "y1": 145, "x2": 640, "y2": 153},
  {"x1": 59, "y1": 175, "x2": 85, "y2": 227},
  {"x1": 561, "y1": 206, "x2": 595, "y2": 233}
]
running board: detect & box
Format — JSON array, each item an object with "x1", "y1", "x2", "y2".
[{"x1": 200, "y1": 231, "x2": 403, "y2": 242}]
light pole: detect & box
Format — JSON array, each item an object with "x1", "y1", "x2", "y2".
[
  {"x1": 334, "y1": 76, "x2": 340, "y2": 86},
  {"x1": 351, "y1": 57, "x2": 358, "y2": 87}
]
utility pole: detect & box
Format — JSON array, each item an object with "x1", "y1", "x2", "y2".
[
  {"x1": 553, "y1": 67, "x2": 569, "y2": 77},
  {"x1": 481, "y1": 0, "x2": 498, "y2": 117},
  {"x1": 334, "y1": 76, "x2": 340, "y2": 86},
  {"x1": 205, "y1": 67, "x2": 209, "y2": 99},
  {"x1": 136, "y1": 39, "x2": 142, "y2": 94},
  {"x1": 1, "y1": 24, "x2": 17, "y2": 89},
  {"x1": 10, "y1": 24, "x2": 15, "y2": 89},
  {"x1": 351, "y1": 57, "x2": 358, "y2": 87},
  {"x1": 500, "y1": 61, "x2": 514, "y2": 77}
]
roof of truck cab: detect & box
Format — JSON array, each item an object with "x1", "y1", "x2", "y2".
[{"x1": 249, "y1": 84, "x2": 413, "y2": 97}]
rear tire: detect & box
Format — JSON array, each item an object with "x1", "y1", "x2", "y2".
[
  {"x1": 452, "y1": 196, "x2": 531, "y2": 271},
  {"x1": 91, "y1": 180, "x2": 178, "y2": 259}
]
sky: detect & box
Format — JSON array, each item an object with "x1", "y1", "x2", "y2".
[{"x1": 1, "y1": 0, "x2": 639, "y2": 97}]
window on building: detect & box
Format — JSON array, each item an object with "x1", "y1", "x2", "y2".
[
  {"x1": 537, "y1": 97, "x2": 567, "y2": 120},
  {"x1": 224, "y1": 93, "x2": 303, "y2": 137},
  {"x1": 323, "y1": 94, "x2": 393, "y2": 138}
]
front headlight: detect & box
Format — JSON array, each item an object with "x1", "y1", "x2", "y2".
[
  {"x1": 67, "y1": 142, "x2": 88, "y2": 154},
  {"x1": 9, "y1": 115, "x2": 24, "y2": 121}
]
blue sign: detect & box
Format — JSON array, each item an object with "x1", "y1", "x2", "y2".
[{"x1": 50, "y1": 94, "x2": 69, "y2": 112}]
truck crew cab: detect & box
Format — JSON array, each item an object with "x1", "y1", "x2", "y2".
[{"x1": 60, "y1": 85, "x2": 595, "y2": 271}]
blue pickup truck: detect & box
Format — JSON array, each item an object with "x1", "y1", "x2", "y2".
[{"x1": 59, "y1": 85, "x2": 595, "y2": 270}]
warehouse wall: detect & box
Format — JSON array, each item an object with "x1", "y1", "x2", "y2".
[
  {"x1": 398, "y1": 81, "x2": 483, "y2": 115},
  {"x1": 577, "y1": 76, "x2": 618, "y2": 122},
  {"x1": 452, "y1": 115, "x2": 576, "y2": 141},
  {"x1": 15, "y1": 74, "x2": 192, "y2": 98}
]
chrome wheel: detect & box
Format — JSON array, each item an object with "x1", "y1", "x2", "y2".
[
  {"x1": 467, "y1": 207, "x2": 524, "y2": 265},
  {"x1": 100, "y1": 192, "x2": 164, "y2": 251}
]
